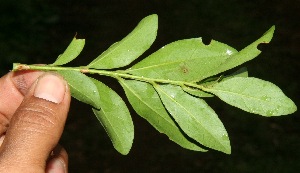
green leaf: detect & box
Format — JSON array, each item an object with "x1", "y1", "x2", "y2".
[
  {"x1": 182, "y1": 86, "x2": 214, "y2": 98},
  {"x1": 119, "y1": 79, "x2": 206, "y2": 152},
  {"x1": 127, "y1": 26, "x2": 274, "y2": 82},
  {"x1": 206, "y1": 77, "x2": 297, "y2": 116},
  {"x1": 154, "y1": 84, "x2": 231, "y2": 154},
  {"x1": 91, "y1": 78, "x2": 134, "y2": 155},
  {"x1": 58, "y1": 71, "x2": 101, "y2": 109},
  {"x1": 52, "y1": 37, "x2": 85, "y2": 66},
  {"x1": 215, "y1": 26, "x2": 275, "y2": 74},
  {"x1": 127, "y1": 39, "x2": 237, "y2": 82},
  {"x1": 87, "y1": 14, "x2": 158, "y2": 69}
]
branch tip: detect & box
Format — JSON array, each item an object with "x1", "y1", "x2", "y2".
[{"x1": 12, "y1": 63, "x2": 30, "y2": 71}]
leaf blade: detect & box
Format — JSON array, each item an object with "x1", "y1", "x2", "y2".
[
  {"x1": 91, "y1": 78, "x2": 134, "y2": 155},
  {"x1": 58, "y1": 71, "x2": 101, "y2": 109},
  {"x1": 154, "y1": 84, "x2": 231, "y2": 154},
  {"x1": 87, "y1": 14, "x2": 158, "y2": 69},
  {"x1": 126, "y1": 38, "x2": 237, "y2": 82},
  {"x1": 52, "y1": 37, "x2": 85, "y2": 66},
  {"x1": 119, "y1": 79, "x2": 206, "y2": 151},
  {"x1": 206, "y1": 77, "x2": 297, "y2": 116}
]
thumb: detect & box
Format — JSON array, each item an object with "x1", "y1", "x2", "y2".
[{"x1": 0, "y1": 73, "x2": 70, "y2": 172}]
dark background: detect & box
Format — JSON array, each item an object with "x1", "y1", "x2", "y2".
[{"x1": 0, "y1": 0, "x2": 299, "y2": 172}]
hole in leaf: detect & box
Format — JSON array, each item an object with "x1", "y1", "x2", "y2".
[
  {"x1": 257, "y1": 42, "x2": 269, "y2": 51},
  {"x1": 74, "y1": 32, "x2": 85, "y2": 39},
  {"x1": 202, "y1": 37, "x2": 212, "y2": 45}
]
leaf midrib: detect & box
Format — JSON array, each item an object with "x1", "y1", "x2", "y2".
[
  {"x1": 128, "y1": 54, "x2": 229, "y2": 72},
  {"x1": 207, "y1": 87, "x2": 276, "y2": 105}
]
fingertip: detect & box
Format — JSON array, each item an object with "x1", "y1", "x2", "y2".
[
  {"x1": 46, "y1": 158, "x2": 67, "y2": 173},
  {"x1": 0, "y1": 135, "x2": 4, "y2": 146},
  {"x1": 46, "y1": 145, "x2": 68, "y2": 173}
]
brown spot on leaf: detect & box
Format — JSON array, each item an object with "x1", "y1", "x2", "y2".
[{"x1": 180, "y1": 65, "x2": 189, "y2": 74}]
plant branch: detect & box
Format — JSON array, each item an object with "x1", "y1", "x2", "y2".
[{"x1": 12, "y1": 63, "x2": 210, "y2": 91}]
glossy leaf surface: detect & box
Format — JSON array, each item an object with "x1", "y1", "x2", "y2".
[
  {"x1": 52, "y1": 37, "x2": 85, "y2": 66},
  {"x1": 87, "y1": 14, "x2": 158, "y2": 69},
  {"x1": 120, "y1": 80, "x2": 206, "y2": 151},
  {"x1": 91, "y1": 78, "x2": 134, "y2": 155},
  {"x1": 206, "y1": 77, "x2": 297, "y2": 116},
  {"x1": 127, "y1": 39, "x2": 237, "y2": 82},
  {"x1": 58, "y1": 71, "x2": 101, "y2": 109},
  {"x1": 155, "y1": 84, "x2": 231, "y2": 154}
]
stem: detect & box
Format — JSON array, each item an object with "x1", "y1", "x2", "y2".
[{"x1": 12, "y1": 63, "x2": 209, "y2": 91}]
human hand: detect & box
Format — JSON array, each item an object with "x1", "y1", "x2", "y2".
[{"x1": 0, "y1": 71, "x2": 71, "y2": 173}]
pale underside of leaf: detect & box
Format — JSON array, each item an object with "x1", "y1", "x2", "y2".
[
  {"x1": 154, "y1": 84, "x2": 231, "y2": 154},
  {"x1": 52, "y1": 37, "x2": 85, "y2": 66},
  {"x1": 126, "y1": 38, "x2": 238, "y2": 82},
  {"x1": 206, "y1": 77, "x2": 297, "y2": 116},
  {"x1": 91, "y1": 78, "x2": 134, "y2": 155},
  {"x1": 58, "y1": 71, "x2": 101, "y2": 109},
  {"x1": 87, "y1": 14, "x2": 158, "y2": 69},
  {"x1": 119, "y1": 79, "x2": 206, "y2": 152}
]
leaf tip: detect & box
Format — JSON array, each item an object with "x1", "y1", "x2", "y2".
[
  {"x1": 148, "y1": 13, "x2": 158, "y2": 19},
  {"x1": 284, "y1": 100, "x2": 297, "y2": 115},
  {"x1": 261, "y1": 25, "x2": 275, "y2": 44},
  {"x1": 142, "y1": 14, "x2": 158, "y2": 24},
  {"x1": 224, "y1": 150, "x2": 231, "y2": 155},
  {"x1": 220, "y1": 134, "x2": 231, "y2": 154},
  {"x1": 224, "y1": 145, "x2": 232, "y2": 154},
  {"x1": 142, "y1": 14, "x2": 158, "y2": 31},
  {"x1": 118, "y1": 147, "x2": 132, "y2": 155},
  {"x1": 270, "y1": 25, "x2": 276, "y2": 32}
]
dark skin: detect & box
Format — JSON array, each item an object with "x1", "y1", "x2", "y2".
[{"x1": 0, "y1": 71, "x2": 70, "y2": 173}]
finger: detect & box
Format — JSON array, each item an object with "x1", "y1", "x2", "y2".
[
  {"x1": 0, "y1": 73, "x2": 71, "y2": 171},
  {"x1": 46, "y1": 145, "x2": 68, "y2": 173},
  {"x1": 0, "y1": 71, "x2": 44, "y2": 134}
]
